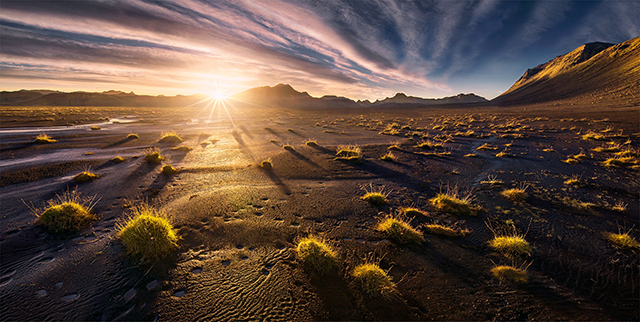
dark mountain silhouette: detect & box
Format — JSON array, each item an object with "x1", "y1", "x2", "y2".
[
  {"x1": 230, "y1": 83, "x2": 486, "y2": 108},
  {"x1": 0, "y1": 90, "x2": 208, "y2": 107},
  {"x1": 494, "y1": 36, "x2": 640, "y2": 105}
]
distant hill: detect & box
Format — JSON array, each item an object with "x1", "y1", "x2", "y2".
[
  {"x1": 494, "y1": 36, "x2": 640, "y2": 105},
  {"x1": 0, "y1": 90, "x2": 208, "y2": 107},
  {"x1": 230, "y1": 83, "x2": 486, "y2": 108}
]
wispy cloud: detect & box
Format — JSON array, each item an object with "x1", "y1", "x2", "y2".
[{"x1": 0, "y1": 0, "x2": 637, "y2": 99}]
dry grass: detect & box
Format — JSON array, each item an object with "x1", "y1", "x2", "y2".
[
  {"x1": 495, "y1": 151, "x2": 512, "y2": 158},
  {"x1": 491, "y1": 265, "x2": 528, "y2": 283},
  {"x1": 361, "y1": 192, "x2": 388, "y2": 206},
  {"x1": 501, "y1": 187, "x2": 528, "y2": 202},
  {"x1": 377, "y1": 216, "x2": 424, "y2": 244},
  {"x1": 476, "y1": 143, "x2": 497, "y2": 150},
  {"x1": 582, "y1": 132, "x2": 606, "y2": 141},
  {"x1": 34, "y1": 190, "x2": 97, "y2": 235},
  {"x1": 127, "y1": 133, "x2": 139, "y2": 139},
  {"x1": 111, "y1": 156, "x2": 125, "y2": 163},
  {"x1": 379, "y1": 152, "x2": 396, "y2": 162},
  {"x1": 159, "y1": 131, "x2": 183, "y2": 144},
  {"x1": 464, "y1": 153, "x2": 478, "y2": 157},
  {"x1": 489, "y1": 236, "x2": 531, "y2": 256},
  {"x1": 259, "y1": 159, "x2": 273, "y2": 170},
  {"x1": 401, "y1": 207, "x2": 428, "y2": 217},
  {"x1": 415, "y1": 140, "x2": 443, "y2": 149},
  {"x1": 305, "y1": 140, "x2": 318, "y2": 146},
  {"x1": 171, "y1": 145, "x2": 193, "y2": 152},
  {"x1": 424, "y1": 224, "x2": 462, "y2": 237},
  {"x1": 34, "y1": 133, "x2": 57, "y2": 143},
  {"x1": 283, "y1": 144, "x2": 295, "y2": 151},
  {"x1": 352, "y1": 263, "x2": 395, "y2": 296},
  {"x1": 90, "y1": 126, "x2": 101, "y2": 130},
  {"x1": 161, "y1": 164, "x2": 178, "y2": 175},
  {"x1": 562, "y1": 158, "x2": 578, "y2": 164},
  {"x1": 296, "y1": 236, "x2": 337, "y2": 274},
  {"x1": 117, "y1": 204, "x2": 179, "y2": 260},
  {"x1": 144, "y1": 148, "x2": 165, "y2": 164},
  {"x1": 429, "y1": 189, "x2": 477, "y2": 216},
  {"x1": 335, "y1": 145, "x2": 362, "y2": 163},
  {"x1": 480, "y1": 175, "x2": 503, "y2": 186},
  {"x1": 604, "y1": 232, "x2": 639, "y2": 249},
  {"x1": 74, "y1": 171, "x2": 101, "y2": 183},
  {"x1": 601, "y1": 156, "x2": 638, "y2": 168}
]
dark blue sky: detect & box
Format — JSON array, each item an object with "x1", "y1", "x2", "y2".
[{"x1": 1, "y1": 0, "x2": 638, "y2": 99}]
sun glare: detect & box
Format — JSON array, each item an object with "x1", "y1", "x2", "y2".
[{"x1": 212, "y1": 92, "x2": 227, "y2": 100}]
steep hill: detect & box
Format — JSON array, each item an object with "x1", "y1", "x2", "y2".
[{"x1": 495, "y1": 37, "x2": 640, "y2": 105}]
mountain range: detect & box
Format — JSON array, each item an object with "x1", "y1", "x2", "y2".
[{"x1": 1, "y1": 37, "x2": 638, "y2": 108}]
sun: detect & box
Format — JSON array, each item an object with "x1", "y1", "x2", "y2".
[{"x1": 212, "y1": 92, "x2": 227, "y2": 100}]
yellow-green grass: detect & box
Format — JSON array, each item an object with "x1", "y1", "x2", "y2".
[
  {"x1": 615, "y1": 149, "x2": 639, "y2": 158},
  {"x1": 352, "y1": 263, "x2": 395, "y2": 296},
  {"x1": 593, "y1": 144, "x2": 621, "y2": 153},
  {"x1": 283, "y1": 145, "x2": 295, "y2": 151},
  {"x1": 415, "y1": 140, "x2": 443, "y2": 149},
  {"x1": 126, "y1": 133, "x2": 139, "y2": 139},
  {"x1": 296, "y1": 236, "x2": 337, "y2": 274},
  {"x1": 429, "y1": 192, "x2": 477, "y2": 216},
  {"x1": 111, "y1": 156, "x2": 125, "y2": 163},
  {"x1": 305, "y1": 140, "x2": 318, "y2": 146},
  {"x1": 161, "y1": 164, "x2": 178, "y2": 175},
  {"x1": 259, "y1": 159, "x2": 273, "y2": 170},
  {"x1": 117, "y1": 205, "x2": 179, "y2": 260},
  {"x1": 36, "y1": 191, "x2": 96, "y2": 235},
  {"x1": 401, "y1": 207, "x2": 428, "y2": 217},
  {"x1": 601, "y1": 156, "x2": 638, "y2": 167},
  {"x1": 74, "y1": 171, "x2": 101, "y2": 183},
  {"x1": 379, "y1": 152, "x2": 396, "y2": 162},
  {"x1": 491, "y1": 265, "x2": 528, "y2": 283},
  {"x1": 489, "y1": 236, "x2": 531, "y2": 256},
  {"x1": 501, "y1": 188, "x2": 527, "y2": 202},
  {"x1": 476, "y1": 143, "x2": 497, "y2": 150},
  {"x1": 335, "y1": 145, "x2": 362, "y2": 163},
  {"x1": 604, "y1": 232, "x2": 639, "y2": 249},
  {"x1": 171, "y1": 145, "x2": 192, "y2": 152},
  {"x1": 90, "y1": 126, "x2": 101, "y2": 130},
  {"x1": 377, "y1": 217, "x2": 424, "y2": 244},
  {"x1": 424, "y1": 224, "x2": 460, "y2": 237},
  {"x1": 159, "y1": 132, "x2": 183, "y2": 144},
  {"x1": 388, "y1": 144, "x2": 402, "y2": 151},
  {"x1": 34, "y1": 133, "x2": 57, "y2": 143},
  {"x1": 144, "y1": 149, "x2": 165, "y2": 164},
  {"x1": 582, "y1": 132, "x2": 606, "y2": 141},
  {"x1": 361, "y1": 192, "x2": 388, "y2": 206}
]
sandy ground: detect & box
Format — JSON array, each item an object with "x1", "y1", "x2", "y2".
[{"x1": 0, "y1": 102, "x2": 638, "y2": 321}]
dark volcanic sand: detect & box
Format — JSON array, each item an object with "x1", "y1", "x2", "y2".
[{"x1": 0, "y1": 103, "x2": 638, "y2": 321}]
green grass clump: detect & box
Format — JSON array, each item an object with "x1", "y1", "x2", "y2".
[
  {"x1": 305, "y1": 140, "x2": 318, "y2": 146},
  {"x1": 159, "y1": 132, "x2": 183, "y2": 144},
  {"x1": 491, "y1": 265, "x2": 528, "y2": 283},
  {"x1": 429, "y1": 191, "x2": 477, "y2": 216},
  {"x1": 296, "y1": 236, "x2": 337, "y2": 274},
  {"x1": 36, "y1": 191, "x2": 96, "y2": 235},
  {"x1": 361, "y1": 192, "x2": 388, "y2": 206},
  {"x1": 117, "y1": 205, "x2": 179, "y2": 260},
  {"x1": 501, "y1": 188, "x2": 527, "y2": 202},
  {"x1": 34, "y1": 133, "x2": 57, "y2": 143},
  {"x1": 161, "y1": 164, "x2": 178, "y2": 175},
  {"x1": 144, "y1": 149, "x2": 165, "y2": 164},
  {"x1": 127, "y1": 133, "x2": 139, "y2": 140},
  {"x1": 604, "y1": 232, "x2": 640, "y2": 249},
  {"x1": 335, "y1": 145, "x2": 362, "y2": 163},
  {"x1": 352, "y1": 263, "x2": 395, "y2": 296},
  {"x1": 283, "y1": 145, "x2": 295, "y2": 151},
  {"x1": 74, "y1": 171, "x2": 101, "y2": 183},
  {"x1": 376, "y1": 217, "x2": 424, "y2": 244},
  {"x1": 489, "y1": 236, "x2": 531, "y2": 256},
  {"x1": 111, "y1": 156, "x2": 125, "y2": 163},
  {"x1": 424, "y1": 224, "x2": 461, "y2": 237}
]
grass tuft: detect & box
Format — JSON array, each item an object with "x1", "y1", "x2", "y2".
[
  {"x1": 144, "y1": 148, "x2": 165, "y2": 164},
  {"x1": 379, "y1": 152, "x2": 396, "y2": 162},
  {"x1": 501, "y1": 187, "x2": 528, "y2": 202},
  {"x1": 259, "y1": 159, "x2": 273, "y2": 170},
  {"x1": 604, "y1": 232, "x2": 639, "y2": 249},
  {"x1": 159, "y1": 131, "x2": 183, "y2": 144},
  {"x1": 352, "y1": 263, "x2": 395, "y2": 296},
  {"x1": 35, "y1": 191, "x2": 96, "y2": 235},
  {"x1": 335, "y1": 145, "x2": 362, "y2": 163},
  {"x1": 424, "y1": 224, "x2": 461, "y2": 237},
  {"x1": 127, "y1": 133, "x2": 139, "y2": 140},
  {"x1": 305, "y1": 140, "x2": 318, "y2": 146},
  {"x1": 491, "y1": 265, "x2": 528, "y2": 283},
  {"x1": 171, "y1": 145, "x2": 192, "y2": 152},
  {"x1": 429, "y1": 189, "x2": 477, "y2": 216},
  {"x1": 401, "y1": 207, "x2": 428, "y2": 217},
  {"x1": 283, "y1": 145, "x2": 295, "y2": 151},
  {"x1": 117, "y1": 205, "x2": 179, "y2": 260},
  {"x1": 34, "y1": 133, "x2": 57, "y2": 143},
  {"x1": 489, "y1": 236, "x2": 531, "y2": 256},
  {"x1": 296, "y1": 236, "x2": 337, "y2": 274},
  {"x1": 161, "y1": 164, "x2": 178, "y2": 175},
  {"x1": 74, "y1": 171, "x2": 101, "y2": 183},
  {"x1": 377, "y1": 216, "x2": 424, "y2": 244},
  {"x1": 361, "y1": 192, "x2": 388, "y2": 206},
  {"x1": 111, "y1": 156, "x2": 125, "y2": 163},
  {"x1": 582, "y1": 132, "x2": 605, "y2": 141}
]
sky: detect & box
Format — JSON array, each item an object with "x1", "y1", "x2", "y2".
[{"x1": 0, "y1": 0, "x2": 638, "y2": 100}]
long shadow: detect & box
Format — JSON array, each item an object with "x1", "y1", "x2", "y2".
[
  {"x1": 286, "y1": 129, "x2": 305, "y2": 137},
  {"x1": 232, "y1": 130, "x2": 256, "y2": 163},
  {"x1": 285, "y1": 149, "x2": 327, "y2": 171},
  {"x1": 353, "y1": 159, "x2": 429, "y2": 193},
  {"x1": 309, "y1": 145, "x2": 334, "y2": 154},
  {"x1": 239, "y1": 125, "x2": 254, "y2": 139},
  {"x1": 0, "y1": 142, "x2": 35, "y2": 152},
  {"x1": 105, "y1": 137, "x2": 135, "y2": 148},
  {"x1": 264, "y1": 127, "x2": 281, "y2": 139},
  {"x1": 179, "y1": 165, "x2": 239, "y2": 173},
  {"x1": 261, "y1": 168, "x2": 291, "y2": 195},
  {"x1": 126, "y1": 161, "x2": 159, "y2": 180}
]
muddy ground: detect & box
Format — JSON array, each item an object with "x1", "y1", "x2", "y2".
[{"x1": 1, "y1": 102, "x2": 638, "y2": 321}]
